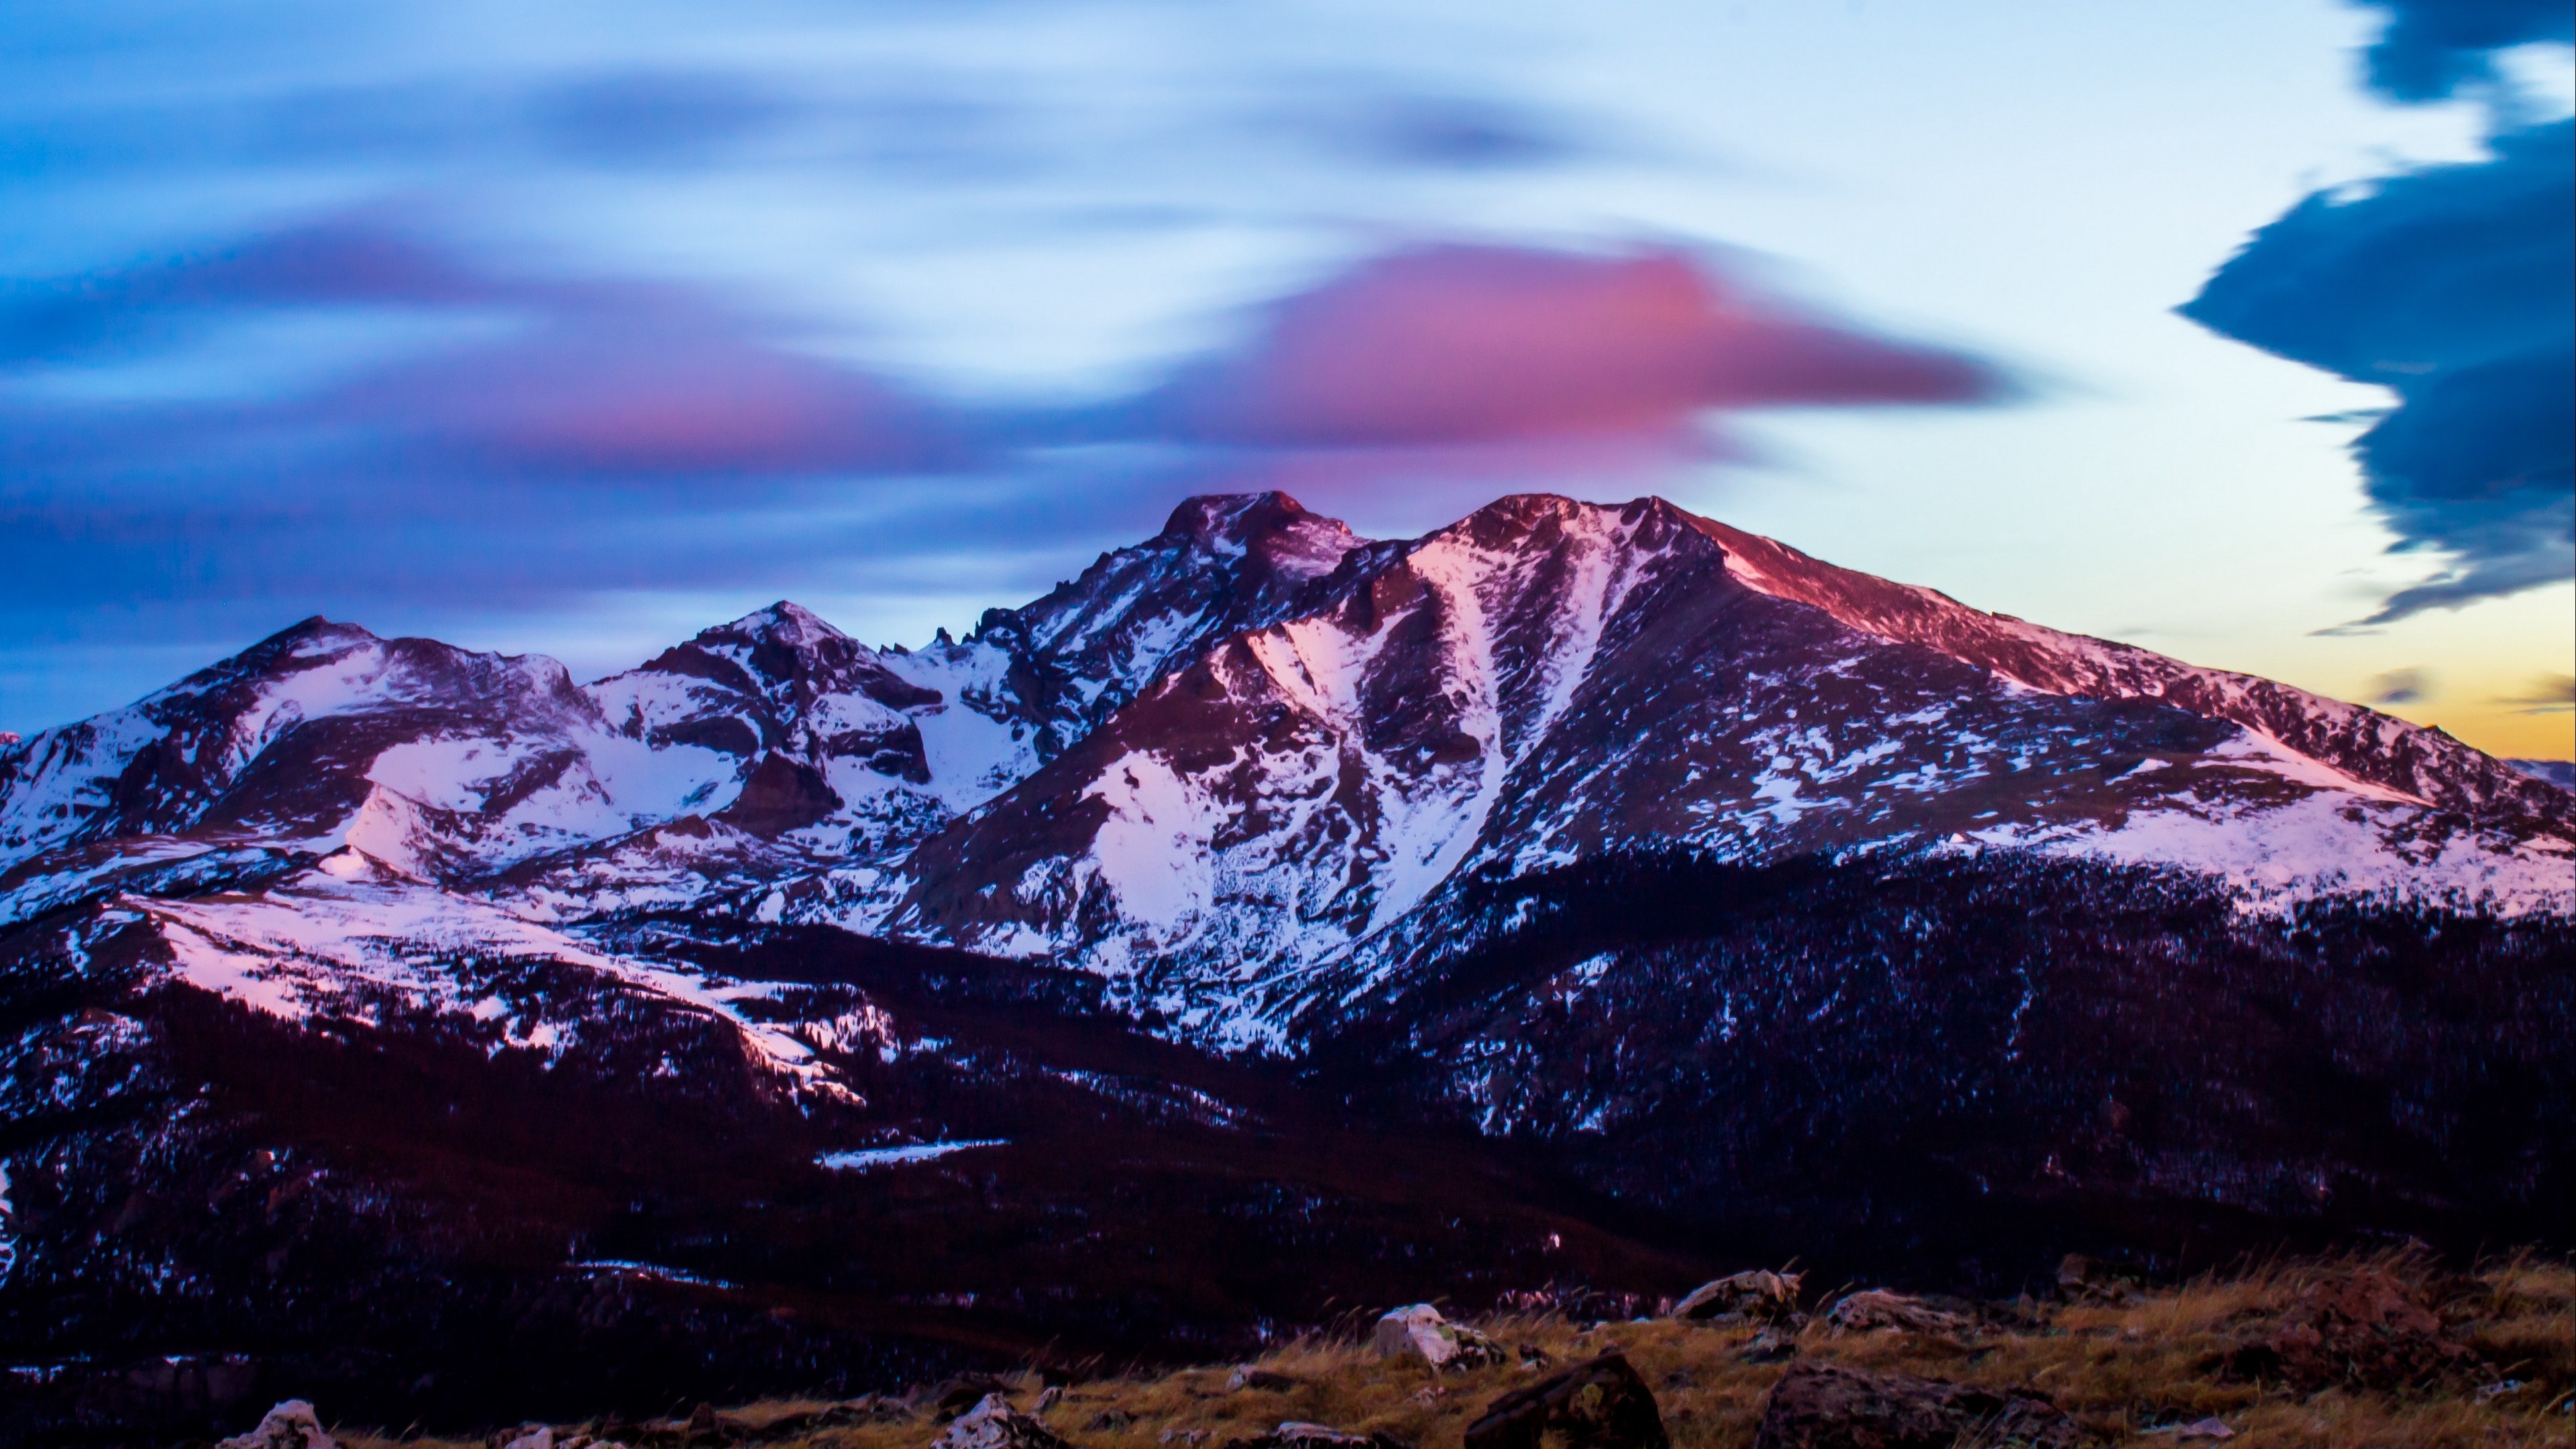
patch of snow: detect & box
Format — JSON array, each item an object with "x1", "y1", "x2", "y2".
[
  {"x1": 566, "y1": 1259, "x2": 737, "y2": 1289},
  {"x1": 1996, "y1": 786, "x2": 2576, "y2": 916},
  {"x1": 1081, "y1": 753, "x2": 1229, "y2": 931},
  {"x1": 816, "y1": 1140, "x2": 1006, "y2": 1170}
]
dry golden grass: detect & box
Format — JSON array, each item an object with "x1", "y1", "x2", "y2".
[{"x1": 331, "y1": 1253, "x2": 2576, "y2": 1449}]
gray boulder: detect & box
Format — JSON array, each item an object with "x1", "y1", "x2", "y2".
[
  {"x1": 1674, "y1": 1270, "x2": 1805, "y2": 1325},
  {"x1": 217, "y1": 1401, "x2": 336, "y2": 1449},
  {"x1": 1819, "y1": 1290, "x2": 1968, "y2": 1338},
  {"x1": 934, "y1": 1394, "x2": 1073, "y2": 1449},
  {"x1": 1373, "y1": 1304, "x2": 1506, "y2": 1371}
]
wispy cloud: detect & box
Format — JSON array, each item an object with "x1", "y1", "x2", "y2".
[
  {"x1": 2498, "y1": 672, "x2": 2576, "y2": 712},
  {"x1": 2365, "y1": 666, "x2": 2432, "y2": 705},
  {"x1": 0, "y1": 216, "x2": 2015, "y2": 655}
]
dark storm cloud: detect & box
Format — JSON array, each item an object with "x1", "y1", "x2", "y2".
[
  {"x1": 2181, "y1": 118, "x2": 2573, "y2": 623},
  {"x1": 2357, "y1": 0, "x2": 2576, "y2": 101}
]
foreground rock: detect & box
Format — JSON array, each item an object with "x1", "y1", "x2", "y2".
[
  {"x1": 929, "y1": 1378, "x2": 1015, "y2": 1421},
  {"x1": 2221, "y1": 1267, "x2": 2479, "y2": 1393},
  {"x1": 1820, "y1": 1290, "x2": 1969, "y2": 1338},
  {"x1": 1464, "y1": 1352, "x2": 1668, "y2": 1449},
  {"x1": 1751, "y1": 1362, "x2": 2080, "y2": 1449},
  {"x1": 1674, "y1": 1269, "x2": 1805, "y2": 1325},
  {"x1": 1222, "y1": 1421, "x2": 1407, "y2": 1449},
  {"x1": 217, "y1": 1401, "x2": 337, "y2": 1449},
  {"x1": 933, "y1": 1395, "x2": 1074, "y2": 1449},
  {"x1": 1373, "y1": 1304, "x2": 1507, "y2": 1371},
  {"x1": 1228, "y1": 1366, "x2": 1301, "y2": 1392}
]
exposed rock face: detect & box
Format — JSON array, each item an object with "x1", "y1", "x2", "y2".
[
  {"x1": 216, "y1": 1399, "x2": 337, "y2": 1449},
  {"x1": 1373, "y1": 1304, "x2": 1508, "y2": 1371},
  {"x1": 932, "y1": 1394, "x2": 1073, "y2": 1449},
  {"x1": 963, "y1": 492, "x2": 1371, "y2": 759},
  {"x1": 1674, "y1": 1269, "x2": 1803, "y2": 1325},
  {"x1": 1749, "y1": 1362, "x2": 2081, "y2": 1449},
  {"x1": 1463, "y1": 1352, "x2": 1668, "y2": 1449}
]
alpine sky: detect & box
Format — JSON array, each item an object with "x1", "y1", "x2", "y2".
[{"x1": 3, "y1": 0, "x2": 2570, "y2": 759}]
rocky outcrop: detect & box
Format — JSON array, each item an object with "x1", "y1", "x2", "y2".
[
  {"x1": 932, "y1": 1395, "x2": 1073, "y2": 1449},
  {"x1": 1820, "y1": 1291, "x2": 1970, "y2": 1338},
  {"x1": 2220, "y1": 1267, "x2": 2480, "y2": 1393},
  {"x1": 1464, "y1": 1352, "x2": 1668, "y2": 1449},
  {"x1": 1674, "y1": 1269, "x2": 1803, "y2": 1325},
  {"x1": 1749, "y1": 1362, "x2": 2081, "y2": 1449}
]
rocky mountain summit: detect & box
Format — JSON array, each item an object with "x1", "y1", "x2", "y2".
[
  {"x1": 1, "y1": 493, "x2": 2568, "y2": 1440},
  {"x1": 3, "y1": 492, "x2": 2564, "y2": 1025}
]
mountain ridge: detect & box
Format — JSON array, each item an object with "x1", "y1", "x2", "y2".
[
  {"x1": 3, "y1": 492, "x2": 2567, "y2": 970},
  {"x1": 3, "y1": 491, "x2": 2570, "y2": 1438}
]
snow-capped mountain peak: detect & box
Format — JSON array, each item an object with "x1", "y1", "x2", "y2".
[
  {"x1": 864, "y1": 492, "x2": 2571, "y2": 1044},
  {"x1": 0, "y1": 616, "x2": 611, "y2": 875},
  {"x1": 947, "y1": 491, "x2": 1379, "y2": 759},
  {"x1": 5, "y1": 492, "x2": 2567, "y2": 1026}
]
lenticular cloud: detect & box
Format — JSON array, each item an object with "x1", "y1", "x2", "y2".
[
  {"x1": 1128, "y1": 243, "x2": 2010, "y2": 450},
  {"x1": 2180, "y1": 4, "x2": 2575, "y2": 625}
]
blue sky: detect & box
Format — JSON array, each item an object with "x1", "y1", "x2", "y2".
[{"x1": 3, "y1": 0, "x2": 2571, "y2": 757}]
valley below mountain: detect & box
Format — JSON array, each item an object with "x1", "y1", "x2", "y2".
[{"x1": 2, "y1": 493, "x2": 2568, "y2": 1442}]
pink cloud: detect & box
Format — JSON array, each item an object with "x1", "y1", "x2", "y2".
[
  {"x1": 108, "y1": 219, "x2": 977, "y2": 478},
  {"x1": 1138, "y1": 243, "x2": 2008, "y2": 449},
  {"x1": 313, "y1": 294, "x2": 967, "y2": 476}
]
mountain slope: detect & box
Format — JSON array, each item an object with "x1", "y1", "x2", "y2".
[
  {"x1": 1688, "y1": 515, "x2": 2563, "y2": 823},
  {"x1": 868, "y1": 495, "x2": 2573, "y2": 1044},
  {"x1": 2, "y1": 489, "x2": 2569, "y2": 1437},
  {"x1": 0, "y1": 620, "x2": 735, "y2": 892},
  {"x1": 7, "y1": 492, "x2": 2563, "y2": 1027}
]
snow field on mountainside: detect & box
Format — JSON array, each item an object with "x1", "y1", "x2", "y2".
[
  {"x1": 1990, "y1": 783, "x2": 2576, "y2": 915},
  {"x1": 140, "y1": 877, "x2": 861, "y2": 1100},
  {"x1": 5, "y1": 493, "x2": 2569, "y2": 1064}
]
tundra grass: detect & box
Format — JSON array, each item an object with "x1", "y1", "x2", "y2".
[{"x1": 333, "y1": 1252, "x2": 2575, "y2": 1449}]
